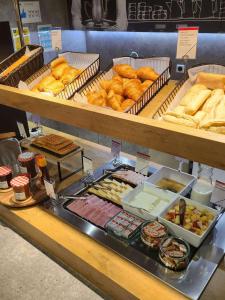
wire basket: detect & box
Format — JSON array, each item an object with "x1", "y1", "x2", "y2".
[
  {"x1": 0, "y1": 45, "x2": 44, "y2": 87},
  {"x1": 152, "y1": 63, "x2": 225, "y2": 119},
  {"x1": 78, "y1": 56, "x2": 172, "y2": 115},
  {"x1": 25, "y1": 52, "x2": 100, "y2": 100}
]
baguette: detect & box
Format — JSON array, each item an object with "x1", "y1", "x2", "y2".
[{"x1": 0, "y1": 55, "x2": 28, "y2": 77}]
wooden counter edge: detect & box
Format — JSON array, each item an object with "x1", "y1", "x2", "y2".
[
  {"x1": 0, "y1": 84, "x2": 225, "y2": 170},
  {"x1": 0, "y1": 204, "x2": 187, "y2": 300}
]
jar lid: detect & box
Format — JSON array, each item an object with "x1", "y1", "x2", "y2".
[
  {"x1": 0, "y1": 166, "x2": 12, "y2": 176},
  {"x1": 18, "y1": 152, "x2": 34, "y2": 162},
  {"x1": 142, "y1": 221, "x2": 167, "y2": 238},
  {"x1": 10, "y1": 175, "x2": 29, "y2": 187}
]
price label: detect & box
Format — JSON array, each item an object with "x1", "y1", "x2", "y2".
[
  {"x1": 44, "y1": 179, "x2": 56, "y2": 200},
  {"x1": 135, "y1": 152, "x2": 151, "y2": 176},
  {"x1": 83, "y1": 156, "x2": 93, "y2": 174},
  {"x1": 111, "y1": 140, "x2": 121, "y2": 158},
  {"x1": 51, "y1": 29, "x2": 62, "y2": 50},
  {"x1": 176, "y1": 27, "x2": 199, "y2": 59},
  {"x1": 17, "y1": 121, "x2": 27, "y2": 138}
]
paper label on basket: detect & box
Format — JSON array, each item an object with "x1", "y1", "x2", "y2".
[
  {"x1": 210, "y1": 181, "x2": 225, "y2": 208},
  {"x1": 17, "y1": 121, "x2": 27, "y2": 138},
  {"x1": 176, "y1": 27, "x2": 199, "y2": 59},
  {"x1": 135, "y1": 152, "x2": 151, "y2": 175},
  {"x1": 83, "y1": 156, "x2": 93, "y2": 175},
  {"x1": 44, "y1": 179, "x2": 56, "y2": 200},
  {"x1": 51, "y1": 29, "x2": 62, "y2": 50},
  {"x1": 111, "y1": 140, "x2": 121, "y2": 158}
]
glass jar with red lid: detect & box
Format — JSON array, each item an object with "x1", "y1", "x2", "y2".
[
  {"x1": 18, "y1": 152, "x2": 37, "y2": 178},
  {"x1": 0, "y1": 166, "x2": 12, "y2": 190},
  {"x1": 10, "y1": 175, "x2": 31, "y2": 201}
]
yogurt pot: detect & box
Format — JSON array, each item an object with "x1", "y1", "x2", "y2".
[
  {"x1": 10, "y1": 175, "x2": 31, "y2": 201},
  {"x1": 0, "y1": 166, "x2": 12, "y2": 190}
]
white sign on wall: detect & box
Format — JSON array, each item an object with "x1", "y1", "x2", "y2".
[
  {"x1": 176, "y1": 27, "x2": 199, "y2": 59},
  {"x1": 19, "y1": 1, "x2": 42, "y2": 24}
]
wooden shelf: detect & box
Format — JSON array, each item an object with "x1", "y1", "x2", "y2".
[{"x1": 0, "y1": 83, "x2": 225, "y2": 170}]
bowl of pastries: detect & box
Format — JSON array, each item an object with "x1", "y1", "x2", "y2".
[
  {"x1": 86, "y1": 63, "x2": 159, "y2": 112},
  {"x1": 30, "y1": 56, "x2": 82, "y2": 96}
]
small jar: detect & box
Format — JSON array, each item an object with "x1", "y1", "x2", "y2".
[
  {"x1": 0, "y1": 166, "x2": 12, "y2": 190},
  {"x1": 18, "y1": 152, "x2": 37, "y2": 178},
  {"x1": 159, "y1": 236, "x2": 190, "y2": 271},
  {"x1": 141, "y1": 221, "x2": 168, "y2": 249},
  {"x1": 10, "y1": 176, "x2": 31, "y2": 201}
]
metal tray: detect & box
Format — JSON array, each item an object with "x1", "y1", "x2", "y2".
[{"x1": 41, "y1": 157, "x2": 225, "y2": 300}]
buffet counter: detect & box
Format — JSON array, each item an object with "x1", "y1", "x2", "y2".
[{"x1": 0, "y1": 126, "x2": 224, "y2": 300}]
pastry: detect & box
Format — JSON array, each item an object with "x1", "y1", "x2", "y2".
[
  {"x1": 113, "y1": 64, "x2": 137, "y2": 79},
  {"x1": 141, "y1": 80, "x2": 153, "y2": 91},
  {"x1": 137, "y1": 66, "x2": 159, "y2": 81},
  {"x1": 202, "y1": 89, "x2": 224, "y2": 113},
  {"x1": 179, "y1": 84, "x2": 207, "y2": 106},
  {"x1": 43, "y1": 80, "x2": 64, "y2": 95},
  {"x1": 60, "y1": 67, "x2": 81, "y2": 85},
  {"x1": 110, "y1": 81, "x2": 123, "y2": 95},
  {"x1": 112, "y1": 75, "x2": 123, "y2": 83},
  {"x1": 163, "y1": 115, "x2": 197, "y2": 128},
  {"x1": 38, "y1": 75, "x2": 56, "y2": 91},
  {"x1": 196, "y1": 72, "x2": 225, "y2": 90},
  {"x1": 100, "y1": 79, "x2": 112, "y2": 92},
  {"x1": 121, "y1": 99, "x2": 135, "y2": 111},
  {"x1": 184, "y1": 89, "x2": 211, "y2": 115},
  {"x1": 52, "y1": 63, "x2": 70, "y2": 80},
  {"x1": 50, "y1": 57, "x2": 67, "y2": 69}
]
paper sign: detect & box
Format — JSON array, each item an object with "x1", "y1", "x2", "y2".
[
  {"x1": 19, "y1": 1, "x2": 42, "y2": 24},
  {"x1": 176, "y1": 27, "x2": 199, "y2": 59},
  {"x1": 111, "y1": 140, "x2": 121, "y2": 159},
  {"x1": 17, "y1": 121, "x2": 27, "y2": 138},
  {"x1": 210, "y1": 181, "x2": 225, "y2": 208},
  {"x1": 44, "y1": 179, "x2": 56, "y2": 200},
  {"x1": 135, "y1": 152, "x2": 151, "y2": 176},
  {"x1": 83, "y1": 156, "x2": 93, "y2": 174},
  {"x1": 38, "y1": 24, "x2": 52, "y2": 51},
  {"x1": 11, "y1": 27, "x2": 31, "y2": 51},
  {"x1": 51, "y1": 29, "x2": 62, "y2": 50}
]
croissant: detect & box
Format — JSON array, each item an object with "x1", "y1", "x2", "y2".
[
  {"x1": 38, "y1": 75, "x2": 56, "y2": 91},
  {"x1": 100, "y1": 79, "x2": 112, "y2": 92},
  {"x1": 141, "y1": 80, "x2": 153, "y2": 91},
  {"x1": 50, "y1": 57, "x2": 67, "y2": 69},
  {"x1": 124, "y1": 86, "x2": 142, "y2": 101},
  {"x1": 43, "y1": 80, "x2": 64, "y2": 95},
  {"x1": 112, "y1": 75, "x2": 123, "y2": 83},
  {"x1": 137, "y1": 66, "x2": 159, "y2": 81},
  {"x1": 123, "y1": 79, "x2": 141, "y2": 90},
  {"x1": 61, "y1": 67, "x2": 81, "y2": 85},
  {"x1": 108, "y1": 97, "x2": 122, "y2": 111},
  {"x1": 113, "y1": 64, "x2": 137, "y2": 79},
  {"x1": 110, "y1": 81, "x2": 123, "y2": 95},
  {"x1": 121, "y1": 99, "x2": 135, "y2": 111}
]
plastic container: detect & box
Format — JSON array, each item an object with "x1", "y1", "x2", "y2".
[
  {"x1": 159, "y1": 236, "x2": 190, "y2": 271},
  {"x1": 147, "y1": 166, "x2": 196, "y2": 196},
  {"x1": 122, "y1": 182, "x2": 178, "y2": 221},
  {"x1": 159, "y1": 197, "x2": 219, "y2": 247},
  {"x1": 141, "y1": 221, "x2": 168, "y2": 249},
  {"x1": 0, "y1": 166, "x2": 12, "y2": 190},
  {"x1": 10, "y1": 175, "x2": 31, "y2": 201}
]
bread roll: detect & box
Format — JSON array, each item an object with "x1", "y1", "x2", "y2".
[
  {"x1": 163, "y1": 115, "x2": 197, "y2": 128},
  {"x1": 202, "y1": 89, "x2": 224, "y2": 113},
  {"x1": 196, "y1": 72, "x2": 225, "y2": 90},
  {"x1": 52, "y1": 63, "x2": 70, "y2": 80},
  {"x1": 0, "y1": 55, "x2": 28, "y2": 77},
  {"x1": 38, "y1": 75, "x2": 56, "y2": 91},
  {"x1": 184, "y1": 89, "x2": 211, "y2": 115},
  {"x1": 43, "y1": 80, "x2": 64, "y2": 95},
  {"x1": 50, "y1": 57, "x2": 67, "y2": 69}
]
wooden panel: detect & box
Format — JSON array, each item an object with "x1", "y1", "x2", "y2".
[
  {"x1": 0, "y1": 204, "x2": 187, "y2": 300},
  {"x1": 0, "y1": 84, "x2": 225, "y2": 170}
]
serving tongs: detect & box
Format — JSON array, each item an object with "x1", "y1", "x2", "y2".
[{"x1": 179, "y1": 198, "x2": 186, "y2": 226}]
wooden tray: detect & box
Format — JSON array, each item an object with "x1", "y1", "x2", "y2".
[
  {"x1": 32, "y1": 141, "x2": 80, "y2": 157},
  {"x1": 0, "y1": 188, "x2": 47, "y2": 208}
]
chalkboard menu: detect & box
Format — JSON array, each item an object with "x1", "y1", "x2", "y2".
[{"x1": 69, "y1": 0, "x2": 225, "y2": 32}]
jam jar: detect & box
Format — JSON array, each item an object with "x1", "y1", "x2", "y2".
[
  {"x1": 0, "y1": 166, "x2": 12, "y2": 190},
  {"x1": 141, "y1": 221, "x2": 168, "y2": 249},
  {"x1": 159, "y1": 236, "x2": 190, "y2": 271},
  {"x1": 18, "y1": 152, "x2": 37, "y2": 178},
  {"x1": 10, "y1": 176, "x2": 31, "y2": 201}
]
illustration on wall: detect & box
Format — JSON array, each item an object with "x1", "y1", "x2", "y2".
[{"x1": 69, "y1": 0, "x2": 225, "y2": 32}]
